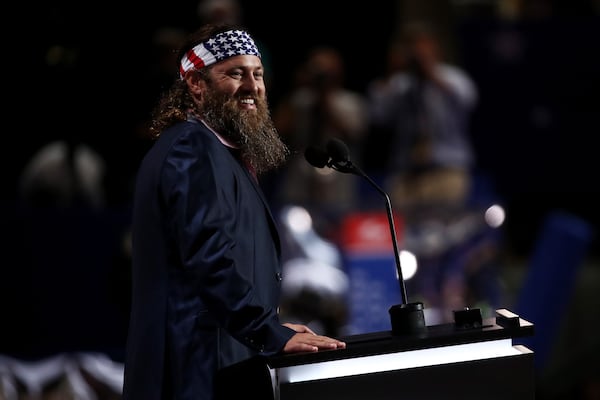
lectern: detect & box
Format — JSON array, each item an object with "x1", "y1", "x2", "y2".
[{"x1": 268, "y1": 309, "x2": 534, "y2": 400}]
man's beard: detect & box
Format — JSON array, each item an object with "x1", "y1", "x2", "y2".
[{"x1": 202, "y1": 89, "x2": 289, "y2": 175}]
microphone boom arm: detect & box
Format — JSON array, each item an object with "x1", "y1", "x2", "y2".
[{"x1": 328, "y1": 159, "x2": 409, "y2": 305}]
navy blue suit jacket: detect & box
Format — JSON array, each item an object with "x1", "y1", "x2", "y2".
[{"x1": 122, "y1": 119, "x2": 295, "y2": 400}]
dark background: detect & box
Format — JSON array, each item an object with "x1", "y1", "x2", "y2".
[{"x1": 8, "y1": 0, "x2": 600, "y2": 256}]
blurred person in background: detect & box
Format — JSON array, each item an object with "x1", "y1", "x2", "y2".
[
  {"x1": 271, "y1": 45, "x2": 369, "y2": 237},
  {"x1": 18, "y1": 139, "x2": 106, "y2": 209},
  {"x1": 366, "y1": 21, "x2": 500, "y2": 322},
  {"x1": 367, "y1": 21, "x2": 478, "y2": 216},
  {"x1": 121, "y1": 23, "x2": 345, "y2": 400}
]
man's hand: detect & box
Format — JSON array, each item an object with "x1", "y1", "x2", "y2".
[{"x1": 282, "y1": 323, "x2": 346, "y2": 353}]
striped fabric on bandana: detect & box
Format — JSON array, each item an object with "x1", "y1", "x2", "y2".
[{"x1": 179, "y1": 29, "x2": 261, "y2": 78}]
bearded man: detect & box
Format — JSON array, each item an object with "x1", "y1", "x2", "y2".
[{"x1": 122, "y1": 23, "x2": 345, "y2": 400}]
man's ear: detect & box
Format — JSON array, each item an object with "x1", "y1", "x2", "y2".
[{"x1": 185, "y1": 71, "x2": 206, "y2": 95}]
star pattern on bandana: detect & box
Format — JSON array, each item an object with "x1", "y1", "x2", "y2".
[
  {"x1": 179, "y1": 29, "x2": 261, "y2": 78},
  {"x1": 204, "y1": 30, "x2": 260, "y2": 62}
]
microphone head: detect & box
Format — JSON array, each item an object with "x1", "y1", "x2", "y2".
[
  {"x1": 304, "y1": 146, "x2": 329, "y2": 168},
  {"x1": 326, "y1": 138, "x2": 350, "y2": 163}
]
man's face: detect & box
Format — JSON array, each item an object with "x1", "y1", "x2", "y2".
[
  {"x1": 205, "y1": 55, "x2": 266, "y2": 104},
  {"x1": 200, "y1": 55, "x2": 288, "y2": 174}
]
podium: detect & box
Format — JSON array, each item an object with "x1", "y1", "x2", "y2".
[{"x1": 268, "y1": 309, "x2": 534, "y2": 400}]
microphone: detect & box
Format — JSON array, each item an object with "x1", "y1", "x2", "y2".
[
  {"x1": 326, "y1": 138, "x2": 349, "y2": 163},
  {"x1": 306, "y1": 138, "x2": 408, "y2": 303},
  {"x1": 304, "y1": 138, "x2": 426, "y2": 335},
  {"x1": 304, "y1": 139, "x2": 358, "y2": 174},
  {"x1": 304, "y1": 146, "x2": 329, "y2": 168},
  {"x1": 325, "y1": 138, "x2": 357, "y2": 174}
]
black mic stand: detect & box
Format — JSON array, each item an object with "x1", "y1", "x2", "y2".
[{"x1": 325, "y1": 152, "x2": 426, "y2": 336}]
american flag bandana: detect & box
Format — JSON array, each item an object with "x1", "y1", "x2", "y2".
[{"x1": 179, "y1": 29, "x2": 261, "y2": 78}]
